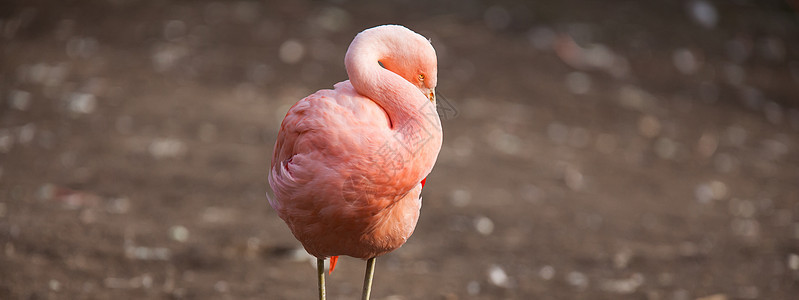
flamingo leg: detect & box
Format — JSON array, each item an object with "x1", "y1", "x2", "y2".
[
  {"x1": 317, "y1": 258, "x2": 326, "y2": 300},
  {"x1": 361, "y1": 257, "x2": 376, "y2": 300}
]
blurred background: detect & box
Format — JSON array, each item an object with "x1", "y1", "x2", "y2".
[{"x1": 1, "y1": 0, "x2": 798, "y2": 299}]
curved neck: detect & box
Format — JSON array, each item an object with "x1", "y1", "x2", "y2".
[{"x1": 345, "y1": 34, "x2": 429, "y2": 128}]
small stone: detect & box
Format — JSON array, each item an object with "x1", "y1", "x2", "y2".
[
  {"x1": 539, "y1": 265, "x2": 555, "y2": 280},
  {"x1": 595, "y1": 133, "x2": 618, "y2": 154},
  {"x1": 673, "y1": 48, "x2": 699, "y2": 74},
  {"x1": 566, "y1": 271, "x2": 589, "y2": 289},
  {"x1": 599, "y1": 273, "x2": 644, "y2": 294},
  {"x1": 618, "y1": 85, "x2": 658, "y2": 112},
  {"x1": 565, "y1": 72, "x2": 591, "y2": 94},
  {"x1": 67, "y1": 93, "x2": 97, "y2": 114},
  {"x1": 696, "y1": 294, "x2": 728, "y2": 300},
  {"x1": 487, "y1": 265, "x2": 509, "y2": 287},
  {"x1": 638, "y1": 115, "x2": 661, "y2": 138},
  {"x1": 722, "y1": 64, "x2": 745, "y2": 86},
  {"x1": 687, "y1": 0, "x2": 718, "y2": 29},
  {"x1": 613, "y1": 248, "x2": 633, "y2": 269},
  {"x1": 315, "y1": 7, "x2": 350, "y2": 32},
  {"x1": 758, "y1": 37, "x2": 785, "y2": 62},
  {"x1": 725, "y1": 126, "x2": 747, "y2": 147},
  {"x1": 279, "y1": 40, "x2": 305, "y2": 64},
  {"x1": 528, "y1": 27, "x2": 556, "y2": 51},
  {"x1": 763, "y1": 101, "x2": 783, "y2": 125},
  {"x1": 484, "y1": 6, "x2": 511, "y2": 30},
  {"x1": 563, "y1": 165, "x2": 584, "y2": 191},
  {"x1": 695, "y1": 184, "x2": 714, "y2": 204},
  {"x1": 696, "y1": 133, "x2": 718, "y2": 158},
  {"x1": 547, "y1": 122, "x2": 569, "y2": 145},
  {"x1": 9, "y1": 90, "x2": 31, "y2": 111},
  {"x1": 148, "y1": 138, "x2": 186, "y2": 159},
  {"x1": 450, "y1": 189, "x2": 471, "y2": 207},
  {"x1": 49, "y1": 279, "x2": 61, "y2": 291},
  {"x1": 214, "y1": 280, "x2": 229, "y2": 293},
  {"x1": 713, "y1": 153, "x2": 738, "y2": 173},
  {"x1": 474, "y1": 216, "x2": 494, "y2": 235},
  {"x1": 568, "y1": 127, "x2": 590, "y2": 148},
  {"x1": 163, "y1": 20, "x2": 186, "y2": 41},
  {"x1": 788, "y1": 253, "x2": 799, "y2": 270},
  {"x1": 169, "y1": 226, "x2": 189, "y2": 242},
  {"x1": 654, "y1": 137, "x2": 678, "y2": 160},
  {"x1": 466, "y1": 280, "x2": 480, "y2": 295}
]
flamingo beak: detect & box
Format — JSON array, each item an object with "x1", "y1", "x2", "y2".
[{"x1": 427, "y1": 89, "x2": 436, "y2": 103}]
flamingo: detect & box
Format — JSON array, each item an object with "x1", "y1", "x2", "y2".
[{"x1": 267, "y1": 25, "x2": 442, "y2": 299}]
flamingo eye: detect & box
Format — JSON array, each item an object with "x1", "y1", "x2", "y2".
[{"x1": 418, "y1": 74, "x2": 425, "y2": 81}]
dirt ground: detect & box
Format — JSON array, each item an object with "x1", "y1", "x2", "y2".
[{"x1": 1, "y1": 0, "x2": 798, "y2": 299}]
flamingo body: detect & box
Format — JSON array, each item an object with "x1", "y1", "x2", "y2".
[{"x1": 268, "y1": 25, "x2": 442, "y2": 261}]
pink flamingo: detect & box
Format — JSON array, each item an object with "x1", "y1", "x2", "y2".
[{"x1": 267, "y1": 25, "x2": 442, "y2": 299}]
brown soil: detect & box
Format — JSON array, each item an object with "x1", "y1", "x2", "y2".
[{"x1": 1, "y1": 0, "x2": 798, "y2": 299}]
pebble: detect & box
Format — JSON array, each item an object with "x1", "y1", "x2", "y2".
[
  {"x1": 65, "y1": 36, "x2": 98, "y2": 59},
  {"x1": 466, "y1": 280, "x2": 480, "y2": 295},
  {"x1": 696, "y1": 133, "x2": 718, "y2": 158},
  {"x1": 484, "y1": 6, "x2": 511, "y2": 30},
  {"x1": 474, "y1": 216, "x2": 494, "y2": 235},
  {"x1": 487, "y1": 265, "x2": 509, "y2": 287},
  {"x1": 49, "y1": 279, "x2": 61, "y2": 291},
  {"x1": 654, "y1": 137, "x2": 679, "y2": 160},
  {"x1": 519, "y1": 184, "x2": 543, "y2": 204},
  {"x1": 673, "y1": 48, "x2": 699, "y2": 74},
  {"x1": 450, "y1": 189, "x2": 471, "y2": 207},
  {"x1": 618, "y1": 85, "x2": 658, "y2": 112},
  {"x1": 279, "y1": 40, "x2": 305, "y2": 64},
  {"x1": 739, "y1": 86, "x2": 763, "y2": 111},
  {"x1": 528, "y1": 26, "x2": 556, "y2": 51},
  {"x1": 563, "y1": 165, "x2": 585, "y2": 191},
  {"x1": 8, "y1": 90, "x2": 31, "y2": 111},
  {"x1": 687, "y1": 0, "x2": 718, "y2": 29},
  {"x1": 566, "y1": 271, "x2": 589, "y2": 289},
  {"x1": 547, "y1": 122, "x2": 569, "y2": 145},
  {"x1": 725, "y1": 126, "x2": 747, "y2": 147},
  {"x1": 67, "y1": 93, "x2": 97, "y2": 114},
  {"x1": 713, "y1": 153, "x2": 739, "y2": 173},
  {"x1": 163, "y1": 20, "x2": 187, "y2": 41},
  {"x1": 148, "y1": 138, "x2": 186, "y2": 159},
  {"x1": 565, "y1": 72, "x2": 591, "y2": 94},
  {"x1": 315, "y1": 7, "x2": 350, "y2": 32},
  {"x1": 638, "y1": 115, "x2": 661, "y2": 138},
  {"x1": 595, "y1": 133, "x2": 618, "y2": 154},
  {"x1": 214, "y1": 280, "x2": 229, "y2": 293},
  {"x1": 125, "y1": 246, "x2": 170, "y2": 261},
  {"x1": 696, "y1": 294, "x2": 727, "y2": 300},
  {"x1": 763, "y1": 101, "x2": 783, "y2": 125},
  {"x1": 487, "y1": 128, "x2": 520, "y2": 155},
  {"x1": 538, "y1": 265, "x2": 555, "y2": 280},
  {"x1": 17, "y1": 123, "x2": 36, "y2": 145},
  {"x1": 758, "y1": 37, "x2": 785, "y2": 62},
  {"x1": 231, "y1": 1, "x2": 260, "y2": 23},
  {"x1": 613, "y1": 248, "x2": 633, "y2": 269},
  {"x1": 0, "y1": 130, "x2": 14, "y2": 153},
  {"x1": 788, "y1": 253, "x2": 799, "y2": 270},
  {"x1": 169, "y1": 225, "x2": 189, "y2": 242},
  {"x1": 728, "y1": 198, "x2": 756, "y2": 218},
  {"x1": 599, "y1": 273, "x2": 644, "y2": 294},
  {"x1": 106, "y1": 197, "x2": 131, "y2": 214},
  {"x1": 725, "y1": 37, "x2": 751, "y2": 63},
  {"x1": 730, "y1": 218, "x2": 759, "y2": 238},
  {"x1": 722, "y1": 63, "x2": 745, "y2": 86},
  {"x1": 567, "y1": 127, "x2": 590, "y2": 148}
]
